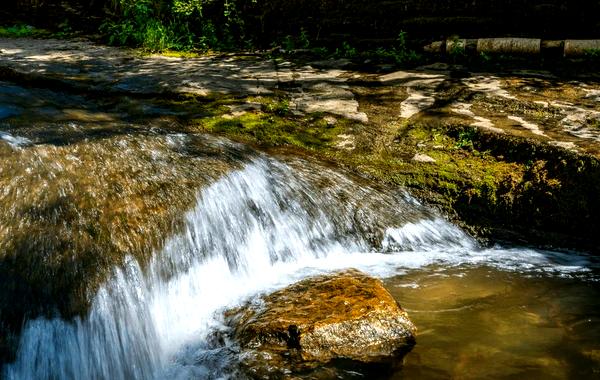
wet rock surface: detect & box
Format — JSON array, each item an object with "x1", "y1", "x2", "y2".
[
  {"x1": 225, "y1": 269, "x2": 416, "y2": 377},
  {"x1": 1, "y1": 37, "x2": 599, "y2": 249},
  {"x1": 0, "y1": 38, "x2": 366, "y2": 122},
  {"x1": 1, "y1": 38, "x2": 599, "y2": 157},
  {"x1": 373, "y1": 68, "x2": 600, "y2": 157},
  {"x1": 0, "y1": 79, "x2": 255, "y2": 361}
]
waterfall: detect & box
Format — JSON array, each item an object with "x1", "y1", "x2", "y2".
[{"x1": 3, "y1": 152, "x2": 593, "y2": 380}]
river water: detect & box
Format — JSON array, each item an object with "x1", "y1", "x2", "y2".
[{"x1": 0, "y1": 82, "x2": 598, "y2": 379}]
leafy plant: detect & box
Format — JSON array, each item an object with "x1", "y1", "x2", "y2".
[
  {"x1": 279, "y1": 28, "x2": 310, "y2": 51},
  {"x1": 310, "y1": 46, "x2": 329, "y2": 56},
  {"x1": 282, "y1": 35, "x2": 295, "y2": 51},
  {"x1": 335, "y1": 41, "x2": 357, "y2": 58},
  {"x1": 584, "y1": 48, "x2": 600, "y2": 60},
  {"x1": 0, "y1": 24, "x2": 48, "y2": 38},
  {"x1": 393, "y1": 31, "x2": 420, "y2": 63},
  {"x1": 448, "y1": 36, "x2": 467, "y2": 62},
  {"x1": 100, "y1": 0, "x2": 259, "y2": 52},
  {"x1": 374, "y1": 31, "x2": 421, "y2": 65},
  {"x1": 479, "y1": 51, "x2": 492, "y2": 63},
  {"x1": 172, "y1": 0, "x2": 203, "y2": 16},
  {"x1": 265, "y1": 98, "x2": 290, "y2": 116},
  {"x1": 455, "y1": 128, "x2": 477, "y2": 150},
  {"x1": 198, "y1": 20, "x2": 219, "y2": 50},
  {"x1": 298, "y1": 28, "x2": 310, "y2": 49}
]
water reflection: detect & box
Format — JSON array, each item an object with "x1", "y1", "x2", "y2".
[{"x1": 387, "y1": 267, "x2": 600, "y2": 379}]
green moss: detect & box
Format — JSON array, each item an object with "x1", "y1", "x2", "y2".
[
  {"x1": 154, "y1": 50, "x2": 206, "y2": 58},
  {"x1": 178, "y1": 94, "x2": 600, "y2": 251},
  {"x1": 192, "y1": 109, "x2": 523, "y2": 216},
  {"x1": 154, "y1": 93, "x2": 239, "y2": 119},
  {"x1": 587, "y1": 118, "x2": 600, "y2": 130},
  {"x1": 193, "y1": 110, "x2": 348, "y2": 151}
]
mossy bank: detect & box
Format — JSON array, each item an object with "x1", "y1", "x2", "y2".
[{"x1": 189, "y1": 94, "x2": 600, "y2": 253}]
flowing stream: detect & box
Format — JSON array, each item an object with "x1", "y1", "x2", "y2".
[{"x1": 0, "y1": 82, "x2": 599, "y2": 379}]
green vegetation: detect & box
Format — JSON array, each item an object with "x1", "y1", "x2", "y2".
[
  {"x1": 280, "y1": 28, "x2": 310, "y2": 51},
  {"x1": 0, "y1": 22, "x2": 76, "y2": 39},
  {"x1": 334, "y1": 41, "x2": 358, "y2": 58},
  {"x1": 328, "y1": 32, "x2": 421, "y2": 64},
  {"x1": 190, "y1": 99, "x2": 513, "y2": 202},
  {"x1": 1, "y1": 2, "x2": 424, "y2": 68},
  {"x1": 373, "y1": 31, "x2": 421, "y2": 65},
  {"x1": 263, "y1": 97, "x2": 290, "y2": 116},
  {"x1": 0, "y1": 24, "x2": 49, "y2": 38},
  {"x1": 448, "y1": 36, "x2": 467, "y2": 62},
  {"x1": 97, "y1": 1, "x2": 422, "y2": 66},
  {"x1": 584, "y1": 48, "x2": 600, "y2": 60},
  {"x1": 193, "y1": 98, "x2": 347, "y2": 150},
  {"x1": 479, "y1": 51, "x2": 492, "y2": 63},
  {"x1": 100, "y1": 0, "x2": 253, "y2": 52},
  {"x1": 197, "y1": 105, "x2": 520, "y2": 216},
  {"x1": 267, "y1": 31, "x2": 421, "y2": 67},
  {"x1": 455, "y1": 128, "x2": 476, "y2": 150}
]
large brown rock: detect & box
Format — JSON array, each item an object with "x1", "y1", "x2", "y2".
[{"x1": 226, "y1": 269, "x2": 416, "y2": 377}]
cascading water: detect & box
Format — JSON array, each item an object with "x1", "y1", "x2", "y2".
[
  {"x1": 3, "y1": 148, "x2": 596, "y2": 380},
  {"x1": 0, "y1": 148, "x2": 430, "y2": 379},
  {"x1": 1, "y1": 82, "x2": 598, "y2": 379}
]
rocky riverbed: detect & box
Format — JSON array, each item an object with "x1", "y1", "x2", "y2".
[
  {"x1": 3, "y1": 37, "x2": 599, "y2": 251},
  {"x1": 0, "y1": 37, "x2": 599, "y2": 378}
]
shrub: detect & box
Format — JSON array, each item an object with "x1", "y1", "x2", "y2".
[
  {"x1": 100, "y1": 0, "x2": 256, "y2": 52},
  {"x1": 0, "y1": 24, "x2": 48, "y2": 38},
  {"x1": 375, "y1": 31, "x2": 421, "y2": 65}
]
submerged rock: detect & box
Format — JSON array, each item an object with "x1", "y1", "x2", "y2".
[{"x1": 226, "y1": 269, "x2": 416, "y2": 376}]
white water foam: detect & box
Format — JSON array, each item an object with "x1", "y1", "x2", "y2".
[{"x1": 0, "y1": 131, "x2": 31, "y2": 148}]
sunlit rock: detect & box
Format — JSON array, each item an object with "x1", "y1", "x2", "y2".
[
  {"x1": 413, "y1": 153, "x2": 436, "y2": 163},
  {"x1": 226, "y1": 269, "x2": 416, "y2": 376}
]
